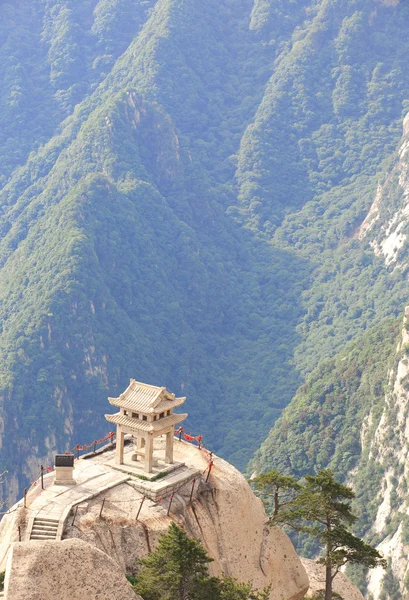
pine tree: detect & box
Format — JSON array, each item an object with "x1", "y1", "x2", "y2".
[
  {"x1": 134, "y1": 522, "x2": 213, "y2": 600},
  {"x1": 218, "y1": 575, "x2": 270, "y2": 600},
  {"x1": 291, "y1": 470, "x2": 386, "y2": 600},
  {"x1": 133, "y1": 522, "x2": 271, "y2": 600},
  {"x1": 251, "y1": 470, "x2": 300, "y2": 522}
]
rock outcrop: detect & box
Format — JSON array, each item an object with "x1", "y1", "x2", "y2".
[
  {"x1": 362, "y1": 308, "x2": 409, "y2": 599},
  {"x1": 4, "y1": 538, "x2": 140, "y2": 600},
  {"x1": 301, "y1": 558, "x2": 364, "y2": 600},
  {"x1": 358, "y1": 112, "x2": 409, "y2": 270},
  {"x1": 61, "y1": 439, "x2": 309, "y2": 600}
]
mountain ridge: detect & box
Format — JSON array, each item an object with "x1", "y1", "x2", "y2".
[{"x1": 1, "y1": 0, "x2": 409, "y2": 516}]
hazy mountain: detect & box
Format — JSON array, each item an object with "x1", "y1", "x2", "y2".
[{"x1": 1, "y1": 0, "x2": 409, "y2": 512}]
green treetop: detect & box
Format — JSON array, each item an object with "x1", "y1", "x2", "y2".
[
  {"x1": 255, "y1": 469, "x2": 385, "y2": 600},
  {"x1": 293, "y1": 470, "x2": 385, "y2": 600},
  {"x1": 133, "y1": 522, "x2": 270, "y2": 600},
  {"x1": 134, "y1": 522, "x2": 213, "y2": 600},
  {"x1": 251, "y1": 469, "x2": 300, "y2": 522}
]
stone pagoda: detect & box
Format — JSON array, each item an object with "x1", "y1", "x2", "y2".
[{"x1": 105, "y1": 379, "x2": 187, "y2": 473}]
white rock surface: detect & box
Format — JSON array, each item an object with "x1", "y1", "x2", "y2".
[
  {"x1": 4, "y1": 538, "x2": 140, "y2": 600},
  {"x1": 358, "y1": 112, "x2": 409, "y2": 269},
  {"x1": 351, "y1": 307, "x2": 409, "y2": 599}
]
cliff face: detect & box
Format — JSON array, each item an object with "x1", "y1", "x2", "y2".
[
  {"x1": 358, "y1": 112, "x2": 409, "y2": 271},
  {"x1": 359, "y1": 309, "x2": 409, "y2": 599}
]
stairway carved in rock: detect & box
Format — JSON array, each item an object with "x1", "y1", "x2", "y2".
[{"x1": 29, "y1": 517, "x2": 59, "y2": 541}]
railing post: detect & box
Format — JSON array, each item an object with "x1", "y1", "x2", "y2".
[
  {"x1": 136, "y1": 496, "x2": 145, "y2": 521},
  {"x1": 40, "y1": 465, "x2": 44, "y2": 490},
  {"x1": 72, "y1": 505, "x2": 79, "y2": 526},
  {"x1": 206, "y1": 460, "x2": 213, "y2": 483},
  {"x1": 99, "y1": 497, "x2": 106, "y2": 518},
  {"x1": 189, "y1": 479, "x2": 196, "y2": 504},
  {"x1": 167, "y1": 494, "x2": 174, "y2": 516}
]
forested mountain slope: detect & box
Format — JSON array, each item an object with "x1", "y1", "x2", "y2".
[
  {"x1": 252, "y1": 79, "x2": 409, "y2": 597},
  {"x1": 252, "y1": 309, "x2": 409, "y2": 600},
  {"x1": 1, "y1": 0, "x2": 409, "y2": 502}
]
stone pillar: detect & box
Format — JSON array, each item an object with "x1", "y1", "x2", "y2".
[
  {"x1": 165, "y1": 430, "x2": 174, "y2": 464},
  {"x1": 115, "y1": 426, "x2": 124, "y2": 465},
  {"x1": 132, "y1": 435, "x2": 143, "y2": 462},
  {"x1": 144, "y1": 434, "x2": 153, "y2": 473}
]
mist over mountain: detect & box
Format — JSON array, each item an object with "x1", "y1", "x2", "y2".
[{"x1": 1, "y1": 0, "x2": 409, "y2": 533}]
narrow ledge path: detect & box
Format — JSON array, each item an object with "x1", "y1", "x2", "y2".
[{"x1": 26, "y1": 459, "x2": 130, "y2": 541}]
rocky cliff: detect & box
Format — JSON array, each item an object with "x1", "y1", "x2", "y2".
[
  {"x1": 63, "y1": 440, "x2": 309, "y2": 600},
  {"x1": 358, "y1": 111, "x2": 409, "y2": 271},
  {"x1": 360, "y1": 308, "x2": 409, "y2": 600},
  {"x1": 0, "y1": 439, "x2": 309, "y2": 600},
  {"x1": 355, "y1": 114, "x2": 409, "y2": 599}
]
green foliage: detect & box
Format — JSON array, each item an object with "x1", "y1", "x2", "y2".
[
  {"x1": 293, "y1": 470, "x2": 385, "y2": 600},
  {"x1": 133, "y1": 522, "x2": 214, "y2": 600},
  {"x1": 133, "y1": 523, "x2": 270, "y2": 600},
  {"x1": 126, "y1": 574, "x2": 137, "y2": 586},
  {"x1": 251, "y1": 318, "x2": 398, "y2": 480},
  {"x1": 1, "y1": 0, "x2": 409, "y2": 503},
  {"x1": 218, "y1": 575, "x2": 270, "y2": 600},
  {"x1": 250, "y1": 469, "x2": 300, "y2": 521}
]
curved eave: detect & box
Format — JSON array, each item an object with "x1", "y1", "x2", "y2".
[
  {"x1": 151, "y1": 396, "x2": 186, "y2": 413},
  {"x1": 108, "y1": 396, "x2": 186, "y2": 414},
  {"x1": 105, "y1": 412, "x2": 188, "y2": 433},
  {"x1": 108, "y1": 397, "x2": 121, "y2": 407}
]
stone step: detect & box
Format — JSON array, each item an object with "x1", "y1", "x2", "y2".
[
  {"x1": 31, "y1": 528, "x2": 57, "y2": 536},
  {"x1": 33, "y1": 518, "x2": 59, "y2": 525},
  {"x1": 30, "y1": 533, "x2": 57, "y2": 540},
  {"x1": 32, "y1": 522, "x2": 58, "y2": 530},
  {"x1": 30, "y1": 517, "x2": 60, "y2": 540}
]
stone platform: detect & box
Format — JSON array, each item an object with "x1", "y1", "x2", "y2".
[
  {"x1": 126, "y1": 464, "x2": 200, "y2": 501},
  {"x1": 102, "y1": 445, "x2": 200, "y2": 500},
  {"x1": 104, "y1": 452, "x2": 185, "y2": 481}
]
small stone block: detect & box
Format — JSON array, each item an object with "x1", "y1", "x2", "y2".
[{"x1": 54, "y1": 466, "x2": 76, "y2": 486}]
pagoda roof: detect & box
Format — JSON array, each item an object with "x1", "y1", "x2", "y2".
[
  {"x1": 108, "y1": 380, "x2": 186, "y2": 414},
  {"x1": 105, "y1": 411, "x2": 187, "y2": 433}
]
